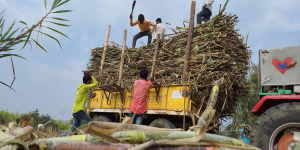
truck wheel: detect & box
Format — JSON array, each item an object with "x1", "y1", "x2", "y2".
[
  {"x1": 149, "y1": 118, "x2": 175, "y2": 129},
  {"x1": 251, "y1": 102, "x2": 300, "y2": 150},
  {"x1": 93, "y1": 115, "x2": 111, "y2": 122}
]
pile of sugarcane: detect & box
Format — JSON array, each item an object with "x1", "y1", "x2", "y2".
[{"x1": 87, "y1": 13, "x2": 251, "y2": 118}]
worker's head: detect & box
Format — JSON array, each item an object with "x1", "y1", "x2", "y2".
[
  {"x1": 140, "y1": 67, "x2": 148, "y2": 80},
  {"x1": 16, "y1": 118, "x2": 20, "y2": 124},
  {"x1": 83, "y1": 75, "x2": 92, "y2": 84},
  {"x1": 138, "y1": 14, "x2": 145, "y2": 24},
  {"x1": 156, "y1": 18, "x2": 162, "y2": 24}
]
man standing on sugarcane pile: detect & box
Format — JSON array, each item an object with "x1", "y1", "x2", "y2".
[
  {"x1": 130, "y1": 14, "x2": 156, "y2": 48},
  {"x1": 153, "y1": 18, "x2": 165, "y2": 43},
  {"x1": 129, "y1": 68, "x2": 153, "y2": 124},
  {"x1": 70, "y1": 71, "x2": 98, "y2": 134},
  {"x1": 197, "y1": 0, "x2": 214, "y2": 24}
]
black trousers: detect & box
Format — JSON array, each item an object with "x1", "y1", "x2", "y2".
[
  {"x1": 197, "y1": 8, "x2": 212, "y2": 24},
  {"x1": 132, "y1": 30, "x2": 152, "y2": 48}
]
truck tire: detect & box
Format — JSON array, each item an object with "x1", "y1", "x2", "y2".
[
  {"x1": 251, "y1": 102, "x2": 300, "y2": 150},
  {"x1": 93, "y1": 115, "x2": 111, "y2": 122},
  {"x1": 149, "y1": 118, "x2": 175, "y2": 129}
]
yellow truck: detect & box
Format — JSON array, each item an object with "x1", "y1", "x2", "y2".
[{"x1": 88, "y1": 84, "x2": 200, "y2": 130}]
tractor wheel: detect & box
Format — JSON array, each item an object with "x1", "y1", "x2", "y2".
[
  {"x1": 93, "y1": 115, "x2": 111, "y2": 122},
  {"x1": 149, "y1": 118, "x2": 175, "y2": 129},
  {"x1": 251, "y1": 102, "x2": 300, "y2": 150}
]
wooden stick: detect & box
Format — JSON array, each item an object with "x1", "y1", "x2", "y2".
[
  {"x1": 98, "y1": 25, "x2": 111, "y2": 81},
  {"x1": 181, "y1": 1, "x2": 196, "y2": 84},
  {"x1": 118, "y1": 30, "x2": 127, "y2": 86},
  {"x1": 150, "y1": 34, "x2": 160, "y2": 79}
]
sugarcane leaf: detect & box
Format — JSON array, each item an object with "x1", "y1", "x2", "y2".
[
  {"x1": 6, "y1": 28, "x2": 19, "y2": 39},
  {"x1": 2, "y1": 21, "x2": 15, "y2": 39},
  {"x1": 21, "y1": 30, "x2": 32, "y2": 50},
  {"x1": 51, "y1": 0, "x2": 61, "y2": 10},
  {"x1": 47, "y1": 21, "x2": 70, "y2": 26},
  {"x1": 52, "y1": 10, "x2": 72, "y2": 13},
  {"x1": 0, "y1": 47, "x2": 13, "y2": 52},
  {"x1": 10, "y1": 39, "x2": 27, "y2": 48},
  {"x1": 0, "y1": 81, "x2": 15, "y2": 92},
  {"x1": 56, "y1": 0, "x2": 70, "y2": 8},
  {"x1": 50, "y1": 17, "x2": 69, "y2": 22},
  {"x1": 19, "y1": 21, "x2": 28, "y2": 26},
  {"x1": 41, "y1": 32, "x2": 61, "y2": 49},
  {"x1": 31, "y1": 38, "x2": 47, "y2": 52},
  {"x1": 44, "y1": 26, "x2": 69, "y2": 38},
  {"x1": 0, "y1": 53, "x2": 25, "y2": 59},
  {"x1": 44, "y1": 0, "x2": 47, "y2": 10}
]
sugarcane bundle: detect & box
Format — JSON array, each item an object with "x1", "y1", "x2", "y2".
[{"x1": 87, "y1": 13, "x2": 251, "y2": 118}]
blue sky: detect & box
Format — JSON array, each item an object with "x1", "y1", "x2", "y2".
[{"x1": 1, "y1": 0, "x2": 300, "y2": 121}]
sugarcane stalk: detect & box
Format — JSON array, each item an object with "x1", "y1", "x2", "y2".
[
  {"x1": 86, "y1": 121, "x2": 182, "y2": 134},
  {"x1": 29, "y1": 141, "x2": 134, "y2": 150},
  {"x1": 109, "y1": 131, "x2": 259, "y2": 149},
  {"x1": 195, "y1": 80, "x2": 220, "y2": 140}
]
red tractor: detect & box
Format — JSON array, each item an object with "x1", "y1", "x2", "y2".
[{"x1": 251, "y1": 45, "x2": 300, "y2": 149}]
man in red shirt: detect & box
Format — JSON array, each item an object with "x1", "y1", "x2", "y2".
[{"x1": 129, "y1": 68, "x2": 153, "y2": 124}]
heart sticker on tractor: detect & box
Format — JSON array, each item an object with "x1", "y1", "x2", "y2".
[{"x1": 272, "y1": 57, "x2": 292, "y2": 74}]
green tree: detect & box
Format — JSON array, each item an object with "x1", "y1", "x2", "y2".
[
  {"x1": 220, "y1": 65, "x2": 259, "y2": 138},
  {"x1": 0, "y1": 0, "x2": 72, "y2": 90}
]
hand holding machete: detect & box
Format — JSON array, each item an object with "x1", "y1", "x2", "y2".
[{"x1": 131, "y1": 0, "x2": 136, "y2": 15}]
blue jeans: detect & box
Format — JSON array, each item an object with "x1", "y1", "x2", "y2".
[
  {"x1": 132, "y1": 30, "x2": 152, "y2": 48},
  {"x1": 71, "y1": 110, "x2": 93, "y2": 132},
  {"x1": 197, "y1": 8, "x2": 212, "y2": 24},
  {"x1": 130, "y1": 111, "x2": 144, "y2": 125}
]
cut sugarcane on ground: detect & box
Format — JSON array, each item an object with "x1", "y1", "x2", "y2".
[{"x1": 87, "y1": 13, "x2": 251, "y2": 120}]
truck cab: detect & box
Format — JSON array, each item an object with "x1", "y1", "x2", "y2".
[{"x1": 251, "y1": 45, "x2": 300, "y2": 149}]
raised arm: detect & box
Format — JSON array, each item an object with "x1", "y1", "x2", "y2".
[
  {"x1": 84, "y1": 76, "x2": 98, "y2": 90},
  {"x1": 130, "y1": 14, "x2": 138, "y2": 26}
]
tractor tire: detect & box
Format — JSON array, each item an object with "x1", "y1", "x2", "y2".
[
  {"x1": 251, "y1": 102, "x2": 300, "y2": 150},
  {"x1": 149, "y1": 118, "x2": 175, "y2": 129},
  {"x1": 93, "y1": 115, "x2": 111, "y2": 122}
]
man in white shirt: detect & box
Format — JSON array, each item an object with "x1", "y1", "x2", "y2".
[
  {"x1": 197, "y1": 0, "x2": 214, "y2": 24},
  {"x1": 153, "y1": 18, "x2": 165, "y2": 43}
]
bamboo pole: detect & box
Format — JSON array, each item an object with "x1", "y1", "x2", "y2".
[
  {"x1": 118, "y1": 30, "x2": 127, "y2": 86},
  {"x1": 181, "y1": 1, "x2": 196, "y2": 84},
  {"x1": 150, "y1": 34, "x2": 160, "y2": 79},
  {"x1": 98, "y1": 25, "x2": 111, "y2": 81}
]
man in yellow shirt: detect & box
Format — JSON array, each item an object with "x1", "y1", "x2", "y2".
[
  {"x1": 71, "y1": 71, "x2": 98, "y2": 134},
  {"x1": 130, "y1": 14, "x2": 156, "y2": 48}
]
